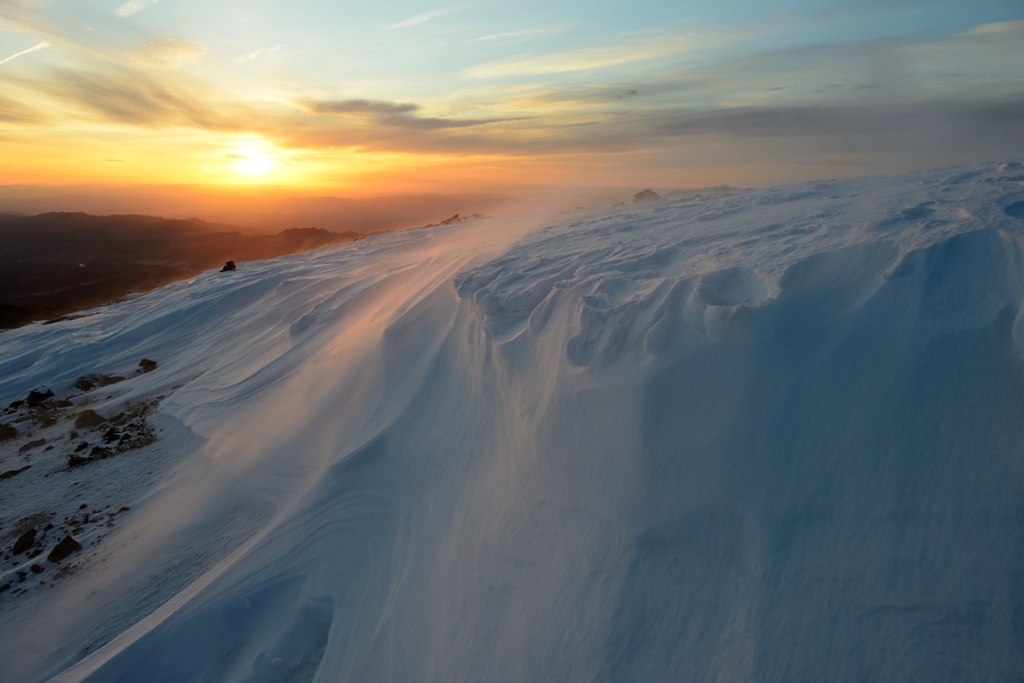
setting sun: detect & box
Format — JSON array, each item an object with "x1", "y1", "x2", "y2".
[{"x1": 233, "y1": 151, "x2": 274, "y2": 176}]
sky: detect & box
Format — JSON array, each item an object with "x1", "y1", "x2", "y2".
[{"x1": 0, "y1": 0, "x2": 1021, "y2": 195}]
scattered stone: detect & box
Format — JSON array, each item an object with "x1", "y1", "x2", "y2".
[
  {"x1": 0, "y1": 465, "x2": 31, "y2": 480},
  {"x1": 30, "y1": 563, "x2": 43, "y2": 574},
  {"x1": 102, "y1": 428, "x2": 120, "y2": 443},
  {"x1": 25, "y1": 389, "x2": 54, "y2": 407},
  {"x1": 18, "y1": 438, "x2": 46, "y2": 454},
  {"x1": 221, "y1": 260, "x2": 237, "y2": 272},
  {"x1": 138, "y1": 358, "x2": 158, "y2": 373},
  {"x1": 632, "y1": 189, "x2": 660, "y2": 204},
  {"x1": 56, "y1": 398, "x2": 74, "y2": 408},
  {"x1": 0, "y1": 424, "x2": 17, "y2": 441},
  {"x1": 74, "y1": 375, "x2": 125, "y2": 392},
  {"x1": 74, "y1": 410, "x2": 105, "y2": 429},
  {"x1": 36, "y1": 415, "x2": 57, "y2": 428},
  {"x1": 68, "y1": 455, "x2": 90, "y2": 468},
  {"x1": 12, "y1": 528, "x2": 36, "y2": 555},
  {"x1": 16, "y1": 571, "x2": 26, "y2": 582},
  {"x1": 8, "y1": 400, "x2": 24, "y2": 410},
  {"x1": 75, "y1": 442, "x2": 89, "y2": 452},
  {"x1": 47, "y1": 536, "x2": 82, "y2": 563}
]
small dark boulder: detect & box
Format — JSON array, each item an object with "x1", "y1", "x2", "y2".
[
  {"x1": 12, "y1": 528, "x2": 36, "y2": 555},
  {"x1": 0, "y1": 465, "x2": 31, "y2": 480},
  {"x1": 632, "y1": 189, "x2": 660, "y2": 204},
  {"x1": 26, "y1": 389, "x2": 54, "y2": 407},
  {"x1": 68, "y1": 455, "x2": 90, "y2": 468},
  {"x1": 8, "y1": 400, "x2": 24, "y2": 410},
  {"x1": 138, "y1": 358, "x2": 158, "y2": 373},
  {"x1": 0, "y1": 583, "x2": 9, "y2": 594},
  {"x1": 221, "y1": 261, "x2": 237, "y2": 272},
  {"x1": 74, "y1": 409, "x2": 105, "y2": 429},
  {"x1": 0, "y1": 424, "x2": 16, "y2": 441},
  {"x1": 18, "y1": 439, "x2": 45, "y2": 454},
  {"x1": 56, "y1": 398, "x2": 74, "y2": 408},
  {"x1": 47, "y1": 535, "x2": 82, "y2": 563},
  {"x1": 30, "y1": 563, "x2": 43, "y2": 574}
]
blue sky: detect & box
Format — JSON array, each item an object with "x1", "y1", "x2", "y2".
[{"x1": 0, "y1": 0, "x2": 1021, "y2": 190}]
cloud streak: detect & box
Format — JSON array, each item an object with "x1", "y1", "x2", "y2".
[
  {"x1": 388, "y1": 9, "x2": 446, "y2": 30},
  {"x1": 133, "y1": 37, "x2": 206, "y2": 69},
  {"x1": 113, "y1": 0, "x2": 157, "y2": 18},
  {"x1": 0, "y1": 41, "x2": 49, "y2": 67},
  {"x1": 464, "y1": 33, "x2": 721, "y2": 79}
]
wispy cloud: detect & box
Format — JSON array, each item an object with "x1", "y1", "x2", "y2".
[
  {"x1": 464, "y1": 33, "x2": 721, "y2": 79},
  {"x1": 469, "y1": 27, "x2": 563, "y2": 43},
  {"x1": 235, "y1": 44, "x2": 285, "y2": 65},
  {"x1": 0, "y1": 41, "x2": 50, "y2": 67},
  {"x1": 388, "y1": 9, "x2": 446, "y2": 30},
  {"x1": 294, "y1": 97, "x2": 501, "y2": 130},
  {"x1": 296, "y1": 98, "x2": 419, "y2": 115},
  {"x1": 113, "y1": 0, "x2": 157, "y2": 18},
  {"x1": 962, "y1": 19, "x2": 1024, "y2": 37},
  {"x1": 133, "y1": 37, "x2": 206, "y2": 69}
]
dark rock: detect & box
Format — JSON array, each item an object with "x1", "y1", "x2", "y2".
[
  {"x1": 74, "y1": 377, "x2": 96, "y2": 391},
  {"x1": 27, "y1": 547, "x2": 42, "y2": 559},
  {"x1": 632, "y1": 189, "x2": 660, "y2": 204},
  {"x1": 75, "y1": 441, "x2": 89, "y2": 452},
  {"x1": 19, "y1": 438, "x2": 46, "y2": 453},
  {"x1": 90, "y1": 445, "x2": 111, "y2": 458},
  {"x1": 0, "y1": 424, "x2": 17, "y2": 441},
  {"x1": 69, "y1": 431, "x2": 79, "y2": 439},
  {"x1": 8, "y1": 400, "x2": 23, "y2": 410},
  {"x1": 67, "y1": 455, "x2": 90, "y2": 468},
  {"x1": 16, "y1": 571, "x2": 26, "y2": 581},
  {"x1": 12, "y1": 528, "x2": 36, "y2": 555},
  {"x1": 0, "y1": 583, "x2": 9, "y2": 593},
  {"x1": 26, "y1": 389, "x2": 54, "y2": 407},
  {"x1": 78, "y1": 503, "x2": 87, "y2": 510},
  {"x1": 47, "y1": 536, "x2": 82, "y2": 563},
  {"x1": 74, "y1": 410, "x2": 105, "y2": 429},
  {"x1": 37, "y1": 416, "x2": 57, "y2": 428},
  {"x1": 0, "y1": 465, "x2": 31, "y2": 480},
  {"x1": 56, "y1": 398, "x2": 74, "y2": 408},
  {"x1": 30, "y1": 563, "x2": 43, "y2": 574},
  {"x1": 102, "y1": 428, "x2": 120, "y2": 443},
  {"x1": 138, "y1": 358, "x2": 158, "y2": 373},
  {"x1": 221, "y1": 261, "x2": 236, "y2": 272}
]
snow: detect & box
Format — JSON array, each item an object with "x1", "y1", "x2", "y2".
[{"x1": 1, "y1": 161, "x2": 1024, "y2": 682}]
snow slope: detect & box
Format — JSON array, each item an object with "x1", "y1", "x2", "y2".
[{"x1": 2, "y1": 162, "x2": 1024, "y2": 682}]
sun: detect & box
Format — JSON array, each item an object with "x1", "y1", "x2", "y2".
[{"x1": 233, "y1": 150, "x2": 274, "y2": 176}]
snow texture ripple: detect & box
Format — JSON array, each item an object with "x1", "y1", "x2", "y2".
[{"x1": 1, "y1": 162, "x2": 1023, "y2": 682}]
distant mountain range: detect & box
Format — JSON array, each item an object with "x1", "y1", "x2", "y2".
[{"x1": 0, "y1": 212, "x2": 362, "y2": 329}]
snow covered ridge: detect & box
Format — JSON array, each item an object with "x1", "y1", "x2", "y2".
[{"x1": 0, "y1": 161, "x2": 1023, "y2": 682}]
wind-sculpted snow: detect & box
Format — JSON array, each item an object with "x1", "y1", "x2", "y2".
[{"x1": 2, "y1": 162, "x2": 1024, "y2": 682}]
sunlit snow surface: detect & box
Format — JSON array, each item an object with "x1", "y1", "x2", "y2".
[{"x1": 2, "y1": 163, "x2": 1024, "y2": 682}]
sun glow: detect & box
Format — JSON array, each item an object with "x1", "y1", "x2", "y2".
[{"x1": 234, "y1": 151, "x2": 274, "y2": 176}]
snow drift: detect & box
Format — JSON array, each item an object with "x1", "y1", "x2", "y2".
[{"x1": 2, "y1": 162, "x2": 1024, "y2": 682}]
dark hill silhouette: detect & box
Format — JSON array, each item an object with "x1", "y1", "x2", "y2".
[{"x1": 0, "y1": 213, "x2": 360, "y2": 329}]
